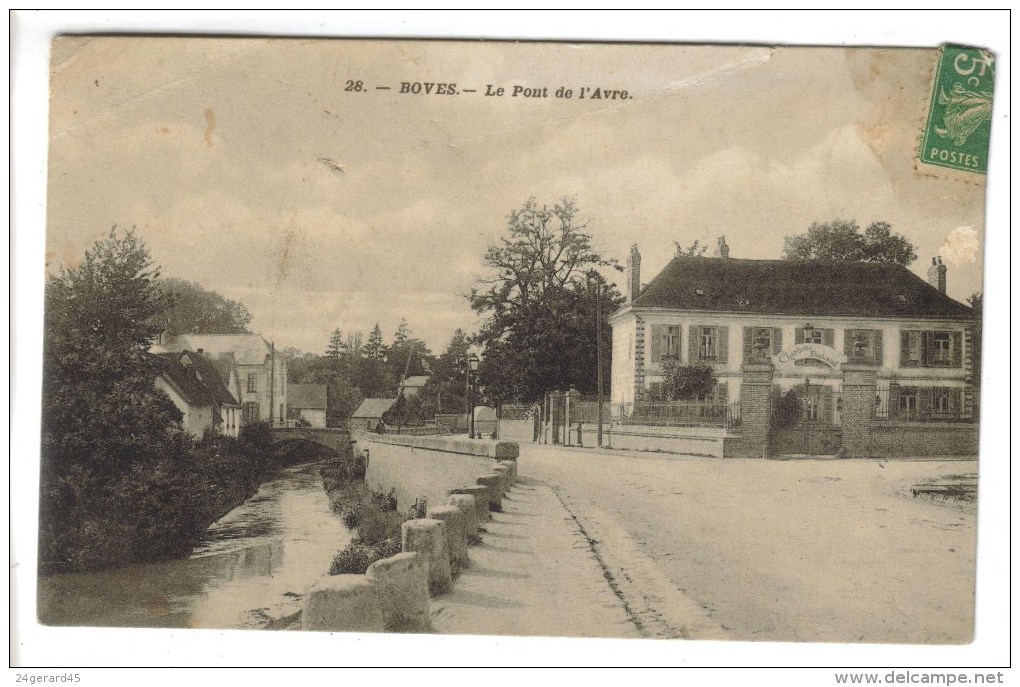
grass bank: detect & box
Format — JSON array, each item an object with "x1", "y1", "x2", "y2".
[{"x1": 318, "y1": 448, "x2": 426, "y2": 576}]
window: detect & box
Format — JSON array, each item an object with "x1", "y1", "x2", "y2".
[
  {"x1": 845, "y1": 329, "x2": 883, "y2": 365},
  {"x1": 934, "y1": 389, "x2": 951, "y2": 414},
  {"x1": 698, "y1": 326, "x2": 718, "y2": 361},
  {"x1": 743, "y1": 326, "x2": 782, "y2": 362},
  {"x1": 900, "y1": 330, "x2": 961, "y2": 368},
  {"x1": 805, "y1": 329, "x2": 823, "y2": 344},
  {"x1": 244, "y1": 402, "x2": 259, "y2": 422},
  {"x1": 932, "y1": 332, "x2": 952, "y2": 364},
  {"x1": 663, "y1": 326, "x2": 681, "y2": 359},
  {"x1": 247, "y1": 372, "x2": 258, "y2": 393},
  {"x1": 898, "y1": 388, "x2": 917, "y2": 415}
]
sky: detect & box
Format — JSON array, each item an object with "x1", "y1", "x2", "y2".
[{"x1": 43, "y1": 35, "x2": 989, "y2": 356}]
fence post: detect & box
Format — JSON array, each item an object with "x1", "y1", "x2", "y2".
[{"x1": 738, "y1": 362, "x2": 774, "y2": 459}]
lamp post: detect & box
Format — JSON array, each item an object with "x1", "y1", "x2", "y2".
[{"x1": 467, "y1": 353, "x2": 480, "y2": 438}]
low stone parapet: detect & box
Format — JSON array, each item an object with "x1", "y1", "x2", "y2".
[
  {"x1": 302, "y1": 575, "x2": 386, "y2": 633},
  {"x1": 363, "y1": 432, "x2": 519, "y2": 460},
  {"x1": 365, "y1": 552, "x2": 431, "y2": 633},
  {"x1": 402, "y1": 518, "x2": 452, "y2": 595}
]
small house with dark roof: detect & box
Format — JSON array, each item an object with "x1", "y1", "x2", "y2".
[
  {"x1": 610, "y1": 238, "x2": 977, "y2": 427},
  {"x1": 155, "y1": 350, "x2": 241, "y2": 438},
  {"x1": 288, "y1": 383, "x2": 328, "y2": 428},
  {"x1": 349, "y1": 397, "x2": 397, "y2": 434}
]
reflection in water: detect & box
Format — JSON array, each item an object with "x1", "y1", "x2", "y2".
[{"x1": 38, "y1": 462, "x2": 352, "y2": 629}]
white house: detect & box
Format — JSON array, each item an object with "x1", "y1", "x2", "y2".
[
  {"x1": 165, "y1": 334, "x2": 288, "y2": 427},
  {"x1": 610, "y1": 239, "x2": 977, "y2": 424},
  {"x1": 155, "y1": 350, "x2": 241, "y2": 438}
]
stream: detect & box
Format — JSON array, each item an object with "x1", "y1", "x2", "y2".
[{"x1": 36, "y1": 461, "x2": 351, "y2": 629}]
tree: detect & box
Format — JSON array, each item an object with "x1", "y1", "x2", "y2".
[
  {"x1": 470, "y1": 197, "x2": 623, "y2": 403},
  {"x1": 659, "y1": 362, "x2": 717, "y2": 401},
  {"x1": 419, "y1": 329, "x2": 471, "y2": 415},
  {"x1": 674, "y1": 239, "x2": 707, "y2": 257},
  {"x1": 363, "y1": 323, "x2": 386, "y2": 359},
  {"x1": 152, "y1": 277, "x2": 252, "y2": 336},
  {"x1": 782, "y1": 219, "x2": 917, "y2": 266},
  {"x1": 968, "y1": 292, "x2": 982, "y2": 388},
  {"x1": 40, "y1": 228, "x2": 185, "y2": 567},
  {"x1": 325, "y1": 327, "x2": 344, "y2": 362},
  {"x1": 42, "y1": 228, "x2": 182, "y2": 477}
]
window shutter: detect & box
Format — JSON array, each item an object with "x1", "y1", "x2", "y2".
[
  {"x1": 873, "y1": 329, "x2": 883, "y2": 366},
  {"x1": 650, "y1": 325, "x2": 662, "y2": 362},
  {"x1": 771, "y1": 328, "x2": 783, "y2": 355},
  {"x1": 823, "y1": 328, "x2": 835, "y2": 348},
  {"x1": 688, "y1": 326, "x2": 699, "y2": 363},
  {"x1": 900, "y1": 331, "x2": 910, "y2": 367},
  {"x1": 918, "y1": 387, "x2": 934, "y2": 418},
  {"x1": 718, "y1": 381, "x2": 729, "y2": 403},
  {"x1": 845, "y1": 330, "x2": 855, "y2": 360},
  {"x1": 950, "y1": 388, "x2": 962, "y2": 416},
  {"x1": 717, "y1": 326, "x2": 729, "y2": 364},
  {"x1": 795, "y1": 328, "x2": 805, "y2": 344},
  {"x1": 923, "y1": 331, "x2": 935, "y2": 366},
  {"x1": 743, "y1": 327, "x2": 753, "y2": 363},
  {"x1": 952, "y1": 332, "x2": 963, "y2": 367}
]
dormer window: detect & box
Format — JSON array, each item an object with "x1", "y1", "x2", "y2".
[{"x1": 695, "y1": 288, "x2": 706, "y2": 296}]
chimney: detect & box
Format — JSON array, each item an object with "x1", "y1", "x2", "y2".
[
  {"x1": 927, "y1": 256, "x2": 947, "y2": 294},
  {"x1": 716, "y1": 235, "x2": 730, "y2": 259},
  {"x1": 626, "y1": 244, "x2": 641, "y2": 303}
]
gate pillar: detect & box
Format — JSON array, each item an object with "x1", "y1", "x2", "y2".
[
  {"x1": 841, "y1": 365, "x2": 877, "y2": 458},
  {"x1": 738, "y1": 362, "x2": 774, "y2": 459}
]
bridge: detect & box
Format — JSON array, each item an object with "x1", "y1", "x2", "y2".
[{"x1": 270, "y1": 426, "x2": 353, "y2": 456}]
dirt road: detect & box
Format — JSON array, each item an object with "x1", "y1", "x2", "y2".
[{"x1": 521, "y1": 446, "x2": 976, "y2": 644}]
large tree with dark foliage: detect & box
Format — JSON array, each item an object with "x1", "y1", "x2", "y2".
[
  {"x1": 469, "y1": 198, "x2": 622, "y2": 404},
  {"x1": 41, "y1": 229, "x2": 181, "y2": 568},
  {"x1": 782, "y1": 219, "x2": 917, "y2": 266},
  {"x1": 152, "y1": 276, "x2": 252, "y2": 336}
]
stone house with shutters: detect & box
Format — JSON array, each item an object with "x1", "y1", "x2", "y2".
[{"x1": 609, "y1": 239, "x2": 976, "y2": 427}]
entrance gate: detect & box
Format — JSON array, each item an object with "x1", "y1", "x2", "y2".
[{"x1": 770, "y1": 380, "x2": 842, "y2": 455}]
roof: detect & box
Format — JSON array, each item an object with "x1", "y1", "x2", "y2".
[
  {"x1": 166, "y1": 334, "x2": 272, "y2": 365},
  {"x1": 402, "y1": 375, "x2": 430, "y2": 388},
  {"x1": 630, "y1": 256, "x2": 975, "y2": 320},
  {"x1": 289, "y1": 384, "x2": 327, "y2": 410},
  {"x1": 351, "y1": 397, "x2": 397, "y2": 419},
  {"x1": 155, "y1": 351, "x2": 236, "y2": 407}
]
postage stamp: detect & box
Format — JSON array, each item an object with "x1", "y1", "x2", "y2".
[{"x1": 919, "y1": 45, "x2": 995, "y2": 174}]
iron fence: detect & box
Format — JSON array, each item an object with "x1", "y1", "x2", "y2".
[{"x1": 612, "y1": 400, "x2": 739, "y2": 429}]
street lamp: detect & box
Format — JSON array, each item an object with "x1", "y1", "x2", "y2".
[{"x1": 467, "y1": 353, "x2": 480, "y2": 438}]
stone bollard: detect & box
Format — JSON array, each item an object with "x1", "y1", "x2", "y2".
[
  {"x1": 492, "y1": 464, "x2": 513, "y2": 494},
  {"x1": 427, "y1": 505, "x2": 468, "y2": 571},
  {"x1": 497, "y1": 459, "x2": 518, "y2": 480},
  {"x1": 449, "y1": 485, "x2": 491, "y2": 521},
  {"x1": 302, "y1": 575, "x2": 385, "y2": 633},
  {"x1": 365, "y1": 552, "x2": 430, "y2": 633},
  {"x1": 402, "y1": 518, "x2": 452, "y2": 595},
  {"x1": 447, "y1": 494, "x2": 481, "y2": 545},
  {"x1": 476, "y1": 473, "x2": 504, "y2": 513}
]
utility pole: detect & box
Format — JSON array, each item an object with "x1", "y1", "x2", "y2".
[{"x1": 596, "y1": 278, "x2": 604, "y2": 447}]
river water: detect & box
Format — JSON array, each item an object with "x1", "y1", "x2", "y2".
[{"x1": 37, "y1": 461, "x2": 352, "y2": 629}]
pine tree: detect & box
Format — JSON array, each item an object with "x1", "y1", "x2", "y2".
[
  {"x1": 363, "y1": 323, "x2": 386, "y2": 359},
  {"x1": 325, "y1": 327, "x2": 344, "y2": 360}
]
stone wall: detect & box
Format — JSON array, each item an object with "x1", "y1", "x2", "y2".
[
  {"x1": 871, "y1": 422, "x2": 979, "y2": 457},
  {"x1": 358, "y1": 432, "x2": 518, "y2": 512}
]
